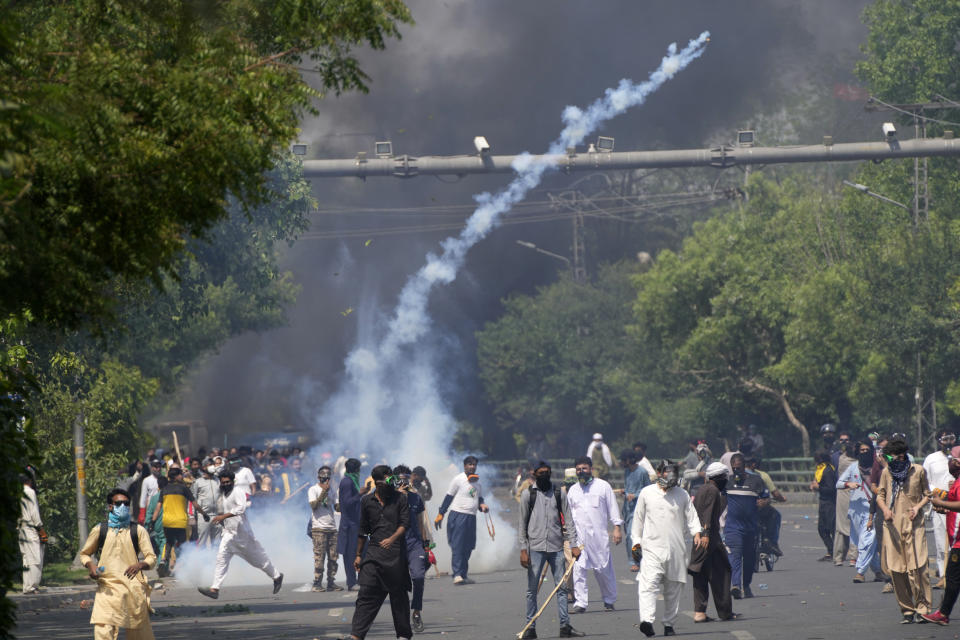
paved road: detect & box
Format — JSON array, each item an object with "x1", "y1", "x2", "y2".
[{"x1": 13, "y1": 504, "x2": 950, "y2": 639}]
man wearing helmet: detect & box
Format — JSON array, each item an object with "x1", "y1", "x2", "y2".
[{"x1": 631, "y1": 460, "x2": 704, "y2": 637}]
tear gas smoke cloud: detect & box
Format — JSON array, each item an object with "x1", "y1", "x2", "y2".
[{"x1": 297, "y1": 33, "x2": 711, "y2": 576}]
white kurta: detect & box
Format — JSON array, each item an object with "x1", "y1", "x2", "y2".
[
  {"x1": 632, "y1": 484, "x2": 701, "y2": 626},
  {"x1": 19, "y1": 485, "x2": 43, "y2": 592},
  {"x1": 211, "y1": 487, "x2": 279, "y2": 589},
  {"x1": 632, "y1": 484, "x2": 701, "y2": 583},
  {"x1": 567, "y1": 478, "x2": 623, "y2": 569}
]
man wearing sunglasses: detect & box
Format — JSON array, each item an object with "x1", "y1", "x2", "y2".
[
  {"x1": 925, "y1": 430, "x2": 957, "y2": 588},
  {"x1": 78, "y1": 488, "x2": 156, "y2": 640}
]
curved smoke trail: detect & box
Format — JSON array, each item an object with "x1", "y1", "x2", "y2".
[{"x1": 307, "y1": 32, "x2": 710, "y2": 576}]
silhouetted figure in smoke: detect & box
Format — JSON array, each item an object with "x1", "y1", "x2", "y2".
[
  {"x1": 341, "y1": 464, "x2": 412, "y2": 640},
  {"x1": 394, "y1": 464, "x2": 430, "y2": 632},
  {"x1": 338, "y1": 458, "x2": 371, "y2": 590},
  {"x1": 435, "y1": 455, "x2": 489, "y2": 585}
]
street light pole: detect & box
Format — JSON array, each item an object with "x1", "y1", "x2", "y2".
[
  {"x1": 515, "y1": 240, "x2": 572, "y2": 267},
  {"x1": 841, "y1": 180, "x2": 909, "y2": 210}
]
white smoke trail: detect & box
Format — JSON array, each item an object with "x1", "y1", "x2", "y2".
[{"x1": 302, "y1": 32, "x2": 711, "y2": 576}]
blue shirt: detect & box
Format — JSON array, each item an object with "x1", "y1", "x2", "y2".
[
  {"x1": 837, "y1": 464, "x2": 873, "y2": 514},
  {"x1": 338, "y1": 476, "x2": 363, "y2": 530},
  {"x1": 623, "y1": 465, "x2": 650, "y2": 518},
  {"x1": 405, "y1": 490, "x2": 425, "y2": 545},
  {"x1": 725, "y1": 469, "x2": 769, "y2": 533}
]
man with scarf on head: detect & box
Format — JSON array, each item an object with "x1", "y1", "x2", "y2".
[
  {"x1": 341, "y1": 464, "x2": 413, "y2": 640},
  {"x1": 435, "y1": 455, "x2": 489, "y2": 585},
  {"x1": 725, "y1": 453, "x2": 769, "y2": 599},
  {"x1": 921, "y1": 451, "x2": 960, "y2": 625},
  {"x1": 198, "y1": 470, "x2": 283, "y2": 599},
  {"x1": 566, "y1": 456, "x2": 623, "y2": 613},
  {"x1": 78, "y1": 488, "x2": 156, "y2": 640},
  {"x1": 620, "y1": 450, "x2": 650, "y2": 573},
  {"x1": 925, "y1": 429, "x2": 957, "y2": 588},
  {"x1": 877, "y1": 438, "x2": 932, "y2": 624},
  {"x1": 518, "y1": 461, "x2": 583, "y2": 639},
  {"x1": 338, "y1": 457, "x2": 371, "y2": 591},
  {"x1": 837, "y1": 441, "x2": 883, "y2": 584},
  {"x1": 690, "y1": 462, "x2": 735, "y2": 623},
  {"x1": 632, "y1": 461, "x2": 703, "y2": 637}
]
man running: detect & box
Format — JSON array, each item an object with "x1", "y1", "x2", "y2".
[
  {"x1": 198, "y1": 470, "x2": 283, "y2": 599},
  {"x1": 394, "y1": 464, "x2": 429, "y2": 632},
  {"x1": 435, "y1": 455, "x2": 489, "y2": 585}
]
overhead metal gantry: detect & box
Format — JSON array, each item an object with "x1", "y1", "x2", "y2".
[{"x1": 301, "y1": 134, "x2": 960, "y2": 180}]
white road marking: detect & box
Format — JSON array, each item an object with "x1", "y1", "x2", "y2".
[
  {"x1": 730, "y1": 630, "x2": 756, "y2": 640},
  {"x1": 329, "y1": 607, "x2": 343, "y2": 617}
]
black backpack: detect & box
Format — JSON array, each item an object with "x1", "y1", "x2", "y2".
[
  {"x1": 96, "y1": 522, "x2": 141, "y2": 558},
  {"x1": 524, "y1": 486, "x2": 565, "y2": 536}
]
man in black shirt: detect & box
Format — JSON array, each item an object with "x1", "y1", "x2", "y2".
[{"x1": 342, "y1": 464, "x2": 412, "y2": 640}]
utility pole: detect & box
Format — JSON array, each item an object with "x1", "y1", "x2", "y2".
[{"x1": 71, "y1": 410, "x2": 88, "y2": 568}]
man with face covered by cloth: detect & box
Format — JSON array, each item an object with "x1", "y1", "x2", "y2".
[
  {"x1": 877, "y1": 438, "x2": 932, "y2": 624},
  {"x1": 78, "y1": 488, "x2": 156, "y2": 640},
  {"x1": 690, "y1": 462, "x2": 735, "y2": 623},
  {"x1": 632, "y1": 461, "x2": 704, "y2": 637},
  {"x1": 198, "y1": 470, "x2": 283, "y2": 599},
  {"x1": 341, "y1": 465, "x2": 412, "y2": 640},
  {"x1": 435, "y1": 455, "x2": 489, "y2": 585},
  {"x1": 567, "y1": 456, "x2": 623, "y2": 613}
]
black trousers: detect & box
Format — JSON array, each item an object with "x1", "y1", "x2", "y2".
[
  {"x1": 692, "y1": 548, "x2": 733, "y2": 619},
  {"x1": 350, "y1": 584, "x2": 412, "y2": 640},
  {"x1": 817, "y1": 498, "x2": 836, "y2": 555},
  {"x1": 939, "y1": 548, "x2": 960, "y2": 616}
]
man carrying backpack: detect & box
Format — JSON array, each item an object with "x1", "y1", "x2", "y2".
[
  {"x1": 518, "y1": 461, "x2": 584, "y2": 639},
  {"x1": 78, "y1": 488, "x2": 156, "y2": 640}
]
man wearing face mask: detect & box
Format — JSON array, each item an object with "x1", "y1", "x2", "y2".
[
  {"x1": 921, "y1": 454, "x2": 960, "y2": 625},
  {"x1": 632, "y1": 461, "x2": 703, "y2": 637},
  {"x1": 690, "y1": 463, "x2": 735, "y2": 623},
  {"x1": 435, "y1": 455, "x2": 489, "y2": 585},
  {"x1": 198, "y1": 470, "x2": 283, "y2": 599},
  {"x1": 566, "y1": 456, "x2": 623, "y2": 614},
  {"x1": 724, "y1": 453, "x2": 769, "y2": 600},
  {"x1": 837, "y1": 441, "x2": 883, "y2": 584},
  {"x1": 78, "y1": 488, "x2": 156, "y2": 640},
  {"x1": 393, "y1": 465, "x2": 429, "y2": 633},
  {"x1": 877, "y1": 438, "x2": 932, "y2": 624},
  {"x1": 620, "y1": 451, "x2": 650, "y2": 573},
  {"x1": 925, "y1": 430, "x2": 957, "y2": 588},
  {"x1": 342, "y1": 464, "x2": 412, "y2": 640},
  {"x1": 192, "y1": 458, "x2": 221, "y2": 549},
  {"x1": 518, "y1": 461, "x2": 583, "y2": 639},
  {"x1": 820, "y1": 423, "x2": 838, "y2": 454}
]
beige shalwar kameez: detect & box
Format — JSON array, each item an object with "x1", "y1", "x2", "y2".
[
  {"x1": 78, "y1": 524, "x2": 156, "y2": 640},
  {"x1": 877, "y1": 464, "x2": 932, "y2": 617}
]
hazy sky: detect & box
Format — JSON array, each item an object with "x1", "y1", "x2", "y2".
[{"x1": 161, "y1": 1, "x2": 878, "y2": 443}]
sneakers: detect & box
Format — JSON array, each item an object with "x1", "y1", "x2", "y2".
[
  {"x1": 327, "y1": 582, "x2": 344, "y2": 592},
  {"x1": 558, "y1": 624, "x2": 584, "y2": 638},
  {"x1": 744, "y1": 586, "x2": 754, "y2": 599},
  {"x1": 882, "y1": 582, "x2": 894, "y2": 594},
  {"x1": 603, "y1": 602, "x2": 615, "y2": 611},
  {"x1": 570, "y1": 605, "x2": 586, "y2": 614},
  {"x1": 412, "y1": 611, "x2": 424, "y2": 633},
  {"x1": 311, "y1": 585, "x2": 326, "y2": 592},
  {"x1": 901, "y1": 613, "x2": 914, "y2": 624},
  {"x1": 920, "y1": 611, "x2": 950, "y2": 626},
  {"x1": 273, "y1": 573, "x2": 284, "y2": 594},
  {"x1": 461, "y1": 577, "x2": 475, "y2": 585},
  {"x1": 197, "y1": 587, "x2": 219, "y2": 599},
  {"x1": 519, "y1": 628, "x2": 537, "y2": 639},
  {"x1": 731, "y1": 586, "x2": 743, "y2": 600},
  {"x1": 638, "y1": 621, "x2": 655, "y2": 637},
  {"x1": 664, "y1": 625, "x2": 676, "y2": 636},
  {"x1": 452, "y1": 575, "x2": 465, "y2": 585},
  {"x1": 852, "y1": 574, "x2": 865, "y2": 583}
]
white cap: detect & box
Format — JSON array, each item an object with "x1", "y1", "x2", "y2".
[
  {"x1": 592, "y1": 432, "x2": 603, "y2": 441},
  {"x1": 705, "y1": 462, "x2": 729, "y2": 478}
]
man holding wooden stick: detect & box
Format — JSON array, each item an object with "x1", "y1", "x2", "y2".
[{"x1": 518, "y1": 461, "x2": 584, "y2": 639}]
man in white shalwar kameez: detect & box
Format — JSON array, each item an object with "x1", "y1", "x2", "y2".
[
  {"x1": 198, "y1": 470, "x2": 283, "y2": 599},
  {"x1": 631, "y1": 461, "x2": 704, "y2": 637},
  {"x1": 566, "y1": 456, "x2": 623, "y2": 613}
]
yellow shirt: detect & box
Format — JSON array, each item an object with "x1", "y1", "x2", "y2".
[
  {"x1": 160, "y1": 482, "x2": 193, "y2": 529},
  {"x1": 79, "y1": 525, "x2": 156, "y2": 628}
]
